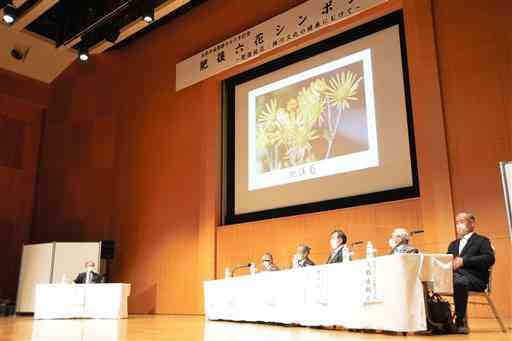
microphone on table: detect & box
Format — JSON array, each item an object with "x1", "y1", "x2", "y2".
[
  {"x1": 349, "y1": 241, "x2": 364, "y2": 248},
  {"x1": 410, "y1": 230, "x2": 424, "y2": 236},
  {"x1": 230, "y1": 263, "x2": 252, "y2": 276}
]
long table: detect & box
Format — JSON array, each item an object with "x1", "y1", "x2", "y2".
[
  {"x1": 34, "y1": 283, "x2": 131, "y2": 320},
  {"x1": 204, "y1": 254, "x2": 453, "y2": 332}
]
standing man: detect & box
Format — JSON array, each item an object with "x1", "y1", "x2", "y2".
[
  {"x1": 447, "y1": 212, "x2": 495, "y2": 334},
  {"x1": 74, "y1": 261, "x2": 104, "y2": 284},
  {"x1": 326, "y1": 229, "x2": 348, "y2": 264}
]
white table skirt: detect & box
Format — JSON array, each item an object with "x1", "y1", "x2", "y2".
[
  {"x1": 204, "y1": 254, "x2": 453, "y2": 332},
  {"x1": 34, "y1": 283, "x2": 131, "y2": 320}
]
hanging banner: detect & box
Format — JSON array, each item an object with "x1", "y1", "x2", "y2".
[{"x1": 175, "y1": 0, "x2": 388, "y2": 91}]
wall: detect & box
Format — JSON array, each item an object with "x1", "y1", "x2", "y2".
[
  {"x1": 0, "y1": 69, "x2": 47, "y2": 300},
  {"x1": 32, "y1": 0, "x2": 511, "y2": 319}
]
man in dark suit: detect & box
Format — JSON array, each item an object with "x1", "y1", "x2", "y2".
[
  {"x1": 74, "y1": 261, "x2": 104, "y2": 284},
  {"x1": 447, "y1": 212, "x2": 495, "y2": 334},
  {"x1": 326, "y1": 229, "x2": 348, "y2": 264}
]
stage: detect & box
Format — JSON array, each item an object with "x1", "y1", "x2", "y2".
[{"x1": 0, "y1": 315, "x2": 509, "y2": 341}]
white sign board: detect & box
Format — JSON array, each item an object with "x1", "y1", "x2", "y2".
[
  {"x1": 499, "y1": 161, "x2": 512, "y2": 240},
  {"x1": 176, "y1": 0, "x2": 387, "y2": 91},
  {"x1": 16, "y1": 243, "x2": 54, "y2": 313}
]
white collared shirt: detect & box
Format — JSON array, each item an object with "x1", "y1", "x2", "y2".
[
  {"x1": 86, "y1": 271, "x2": 92, "y2": 284},
  {"x1": 459, "y1": 232, "x2": 474, "y2": 254}
]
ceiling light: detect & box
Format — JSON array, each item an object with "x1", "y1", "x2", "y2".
[
  {"x1": 2, "y1": 3, "x2": 16, "y2": 24},
  {"x1": 143, "y1": 12, "x2": 154, "y2": 23},
  {"x1": 79, "y1": 45, "x2": 89, "y2": 62},
  {"x1": 142, "y1": 1, "x2": 155, "y2": 23}
]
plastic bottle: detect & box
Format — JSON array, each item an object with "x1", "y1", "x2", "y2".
[
  {"x1": 342, "y1": 246, "x2": 351, "y2": 262},
  {"x1": 224, "y1": 267, "x2": 231, "y2": 278},
  {"x1": 366, "y1": 241, "x2": 376, "y2": 258}
]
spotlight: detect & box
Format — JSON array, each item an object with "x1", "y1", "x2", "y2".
[
  {"x1": 2, "y1": 2, "x2": 16, "y2": 24},
  {"x1": 11, "y1": 46, "x2": 30, "y2": 61},
  {"x1": 143, "y1": 11, "x2": 154, "y2": 23},
  {"x1": 78, "y1": 45, "x2": 89, "y2": 62},
  {"x1": 142, "y1": 0, "x2": 155, "y2": 23}
]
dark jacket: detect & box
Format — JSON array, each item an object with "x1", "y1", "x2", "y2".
[
  {"x1": 74, "y1": 271, "x2": 104, "y2": 284},
  {"x1": 447, "y1": 233, "x2": 495, "y2": 284},
  {"x1": 391, "y1": 243, "x2": 419, "y2": 255},
  {"x1": 326, "y1": 247, "x2": 345, "y2": 264},
  {"x1": 293, "y1": 257, "x2": 315, "y2": 268}
]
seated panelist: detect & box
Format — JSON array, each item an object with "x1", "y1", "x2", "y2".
[
  {"x1": 388, "y1": 228, "x2": 419, "y2": 254},
  {"x1": 74, "y1": 261, "x2": 104, "y2": 284},
  {"x1": 448, "y1": 212, "x2": 495, "y2": 334},
  {"x1": 261, "y1": 253, "x2": 280, "y2": 272},
  {"x1": 292, "y1": 244, "x2": 315, "y2": 268},
  {"x1": 326, "y1": 229, "x2": 348, "y2": 264}
]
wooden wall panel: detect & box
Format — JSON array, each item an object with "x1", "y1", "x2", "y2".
[
  {"x1": 0, "y1": 69, "x2": 49, "y2": 109},
  {"x1": 0, "y1": 90, "x2": 44, "y2": 300},
  {"x1": 217, "y1": 199, "x2": 423, "y2": 275},
  {"x1": 0, "y1": 115, "x2": 25, "y2": 169}
]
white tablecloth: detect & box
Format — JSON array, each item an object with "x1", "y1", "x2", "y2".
[
  {"x1": 204, "y1": 254, "x2": 453, "y2": 332},
  {"x1": 34, "y1": 283, "x2": 131, "y2": 320}
]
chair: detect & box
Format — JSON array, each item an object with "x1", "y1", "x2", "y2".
[
  {"x1": 466, "y1": 267, "x2": 507, "y2": 333},
  {"x1": 443, "y1": 267, "x2": 507, "y2": 333}
]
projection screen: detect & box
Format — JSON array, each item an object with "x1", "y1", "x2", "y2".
[{"x1": 224, "y1": 11, "x2": 418, "y2": 224}]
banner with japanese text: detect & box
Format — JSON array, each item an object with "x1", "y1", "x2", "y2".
[{"x1": 176, "y1": 0, "x2": 388, "y2": 91}]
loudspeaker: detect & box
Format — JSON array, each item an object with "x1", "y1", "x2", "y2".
[{"x1": 101, "y1": 240, "x2": 115, "y2": 259}]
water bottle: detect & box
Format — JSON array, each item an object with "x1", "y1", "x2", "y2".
[
  {"x1": 250, "y1": 263, "x2": 257, "y2": 275},
  {"x1": 342, "y1": 246, "x2": 351, "y2": 262},
  {"x1": 224, "y1": 267, "x2": 231, "y2": 278},
  {"x1": 366, "y1": 241, "x2": 376, "y2": 258}
]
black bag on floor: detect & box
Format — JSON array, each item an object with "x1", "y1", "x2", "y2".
[{"x1": 425, "y1": 293, "x2": 454, "y2": 334}]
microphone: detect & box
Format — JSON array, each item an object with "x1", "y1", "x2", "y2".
[
  {"x1": 349, "y1": 241, "x2": 364, "y2": 247},
  {"x1": 410, "y1": 230, "x2": 424, "y2": 236},
  {"x1": 230, "y1": 263, "x2": 252, "y2": 276}
]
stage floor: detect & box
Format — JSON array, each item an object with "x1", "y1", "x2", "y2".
[{"x1": 0, "y1": 315, "x2": 509, "y2": 341}]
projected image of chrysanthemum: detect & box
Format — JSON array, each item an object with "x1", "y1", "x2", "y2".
[{"x1": 254, "y1": 60, "x2": 369, "y2": 175}]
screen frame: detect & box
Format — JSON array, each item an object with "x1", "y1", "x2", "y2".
[{"x1": 223, "y1": 10, "x2": 419, "y2": 225}]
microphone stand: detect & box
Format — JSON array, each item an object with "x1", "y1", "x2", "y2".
[{"x1": 230, "y1": 263, "x2": 252, "y2": 277}]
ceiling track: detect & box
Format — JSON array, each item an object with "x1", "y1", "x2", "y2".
[{"x1": 59, "y1": 0, "x2": 135, "y2": 48}]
